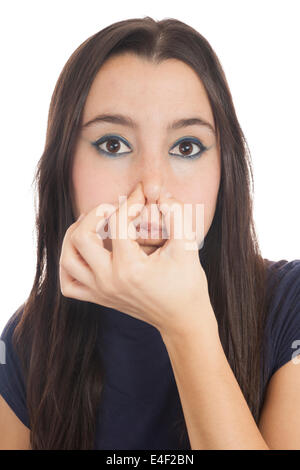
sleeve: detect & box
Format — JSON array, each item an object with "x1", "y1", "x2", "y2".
[
  {"x1": 0, "y1": 306, "x2": 30, "y2": 429},
  {"x1": 270, "y1": 259, "x2": 300, "y2": 375}
]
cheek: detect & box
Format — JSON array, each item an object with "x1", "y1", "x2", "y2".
[
  {"x1": 180, "y1": 168, "x2": 220, "y2": 239},
  {"x1": 72, "y1": 154, "x2": 122, "y2": 215},
  {"x1": 199, "y1": 177, "x2": 220, "y2": 232}
]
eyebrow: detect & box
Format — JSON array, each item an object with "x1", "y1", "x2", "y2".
[{"x1": 81, "y1": 113, "x2": 216, "y2": 136}]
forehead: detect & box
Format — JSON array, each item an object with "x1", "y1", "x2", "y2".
[{"x1": 82, "y1": 53, "x2": 214, "y2": 124}]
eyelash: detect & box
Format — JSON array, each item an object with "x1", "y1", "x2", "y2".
[{"x1": 91, "y1": 134, "x2": 208, "y2": 160}]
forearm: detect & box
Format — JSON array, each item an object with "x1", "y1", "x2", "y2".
[{"x1": 160, "y1": 307, "x2": 269, "y2": 450}]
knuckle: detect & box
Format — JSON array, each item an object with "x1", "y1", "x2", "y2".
[
  {"x1": 73, "y1": 229, "x2": 91, "y2": 250},
  {"x1": 70, "y1": 228, "x2": 81, "y2": 246},
  {"x1": 60, "y1": 256, "x2": 73, "y2": 275},
  {"x1": 60, "y1": 282, "x2": 71, "y2": 298},
  {"x1": 114, "y1": 264, "x2": 128, "y2": 286},
  {"x1": 130, "y1": 264, "x2": 144, "y2": 286},
  {"x1": 94, "y1": 271, "x2": 113, "y2": 297},
  {"x1": 70, "y1": 224, "x2": 86, "y2": 242},
  {"x1": 65, "y1": 222, "x2": 77, "y2": 240},
  {"x1": 123, "y1": 261, "x2": 144, "y2": 286}
]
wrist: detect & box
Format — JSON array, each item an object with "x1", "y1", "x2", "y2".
[{"x1": 159, "y1": 302, "x2": 220, "y2": 347}]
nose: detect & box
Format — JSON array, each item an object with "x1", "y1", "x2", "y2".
[
  {"x1": 142, "y1": 182, "x2": 161, "y2": 204},
  {"x1": 136, "y1": 155, "x2": 169, "y2": 204},
  {"x1": 133, "y1": 155, "x2": 170, "y2": 225}
]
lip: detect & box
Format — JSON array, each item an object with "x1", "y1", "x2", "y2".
[
  {"x1": 135, "y1": 222, "x2": 169, "y2": 246},
  {"x1": 138, "y1": 222, "x2": 161, "y2": 233},
  {"x1": 138, "y1": 238, "x2": 165, "y2": 246}
]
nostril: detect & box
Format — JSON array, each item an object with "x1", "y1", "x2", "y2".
[{"x1": 142, "y1": 183, "x2": 161, "y2": 203}]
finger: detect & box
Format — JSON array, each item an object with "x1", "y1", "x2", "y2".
[
  {"x1": 59, "y1": 263, "x2": 94, "y2": 302},
  {"x1": 109, "y1": 182, "x2": 146, "y2": 263},
  {"x1": 70, "y1": 202, "x2": 116, "y2": 278},
  {"x1": 158, "y1": 195, "x2": 198, "y2": 259},
  {"x1": 59, "y1": 218, "x2": 97, "y2": 290},
  {"x1": 59, "y1": 214, "x2": 97, "y2": 301}
]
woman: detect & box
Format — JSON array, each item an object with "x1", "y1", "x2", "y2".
[{"x1": 0, "y1": 16, "x2": 299, "y2": 450}]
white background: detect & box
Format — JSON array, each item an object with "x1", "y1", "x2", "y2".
[{"x1": 0, "y1": 0, "x2": 299, "y2": 333}]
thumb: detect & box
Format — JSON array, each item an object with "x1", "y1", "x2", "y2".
[{"x1": 158, "y1": 195, "x2": 198, "y2": 259}]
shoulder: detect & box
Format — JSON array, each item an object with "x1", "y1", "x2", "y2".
[
  {"x1": 264, "y1": 258, "x2": 300, "y2": 377},
  {"x1": 265, "y1": 258, "x2": 300, "y2": 325},
  {"x1": 265, "y1": 258, "x2": 300, "y2": 287},
  {"x1": 1, "y1": 305, "x2": 24, "y2": 343},
  {"x1": 0, "y1": 304, "x2": 30, "y2": 429},
  {"x1": 0, "y1": 304, "x2": 25, "y2": 367},
  {"x1": 259, "y1": 259, "x2": 300, "y2": 449}
]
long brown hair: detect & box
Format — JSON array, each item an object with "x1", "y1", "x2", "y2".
[{"x1": 13, "y1": 16, "x2": 276, "y2": 449}]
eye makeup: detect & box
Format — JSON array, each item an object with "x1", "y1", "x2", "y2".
[
  {"x1": 91, "y1": 134, "x2": 208, "y2": 160},
  {"x1": 169, "y1": 136, "x2": 208, "y2": 160},
  {"x1": 91, "y1": 134, "x2": 131, "y2": 158}
]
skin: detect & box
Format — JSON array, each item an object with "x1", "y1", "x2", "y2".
[
  {"x1": 1, "y1": 51, "x2": 298, "y2": 452},
  {"x1": 72, "y1": 53, "x2": 221, "y2": 255},
  {"x1": 1, "y1": 52, "x2": 298, "y2": 451}
]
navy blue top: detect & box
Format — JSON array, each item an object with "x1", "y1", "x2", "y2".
[{"x1": 1, "y1": 258, "x2": 300, "y2": 449}]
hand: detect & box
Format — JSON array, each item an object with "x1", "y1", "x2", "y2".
[{"x1": 59, "y1": 182, "x2": 218, "y2": 337}]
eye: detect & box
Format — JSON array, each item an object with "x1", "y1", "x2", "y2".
[
  {"x1": 91, "y1": 134, "x2": 208, "y2": 160},
  {"x1": 92, "y1": 135, "x2": 131, "y2": 157},
  {"x1": 169, "y1": 137, "x2": 208, "y2": 159}
]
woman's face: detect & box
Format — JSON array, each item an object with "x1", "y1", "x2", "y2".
[{"x1": 72, "y1": 53, "x2": 221, "y2": 255}]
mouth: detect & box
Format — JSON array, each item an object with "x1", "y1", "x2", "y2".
[
  {"x1": 137, "y1": 238, "x2": 166, "y2": 246},
  {"x1": 139, "y1": 244, "x2": 163, "y2": 255},
  {"x1": 135, "y1": 222, "x2": 168, "y2": 243},
  {"x1": 101, "y1": 224, "x2": 167, "y2": 252}
]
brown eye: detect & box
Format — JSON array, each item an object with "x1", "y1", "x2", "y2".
[
  {"x1": 93, "y1": 135, "x2": 131, "y2": 157},
  {"x1": 93, "y1": 135, "x2": 207, "y2": 160},
  {"x1": 170, "y1": 138, "x2": 207, "y2": 159},
  {"x1": 179, "y1": 141, "x2": 193, "y2": 156},
  {"x1": 105, "y1": 138, "x2": 121, "y2": 153}
]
